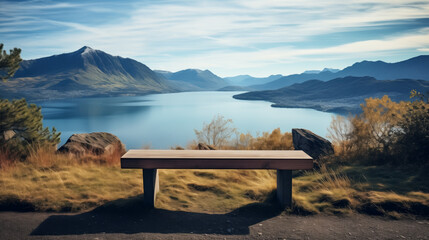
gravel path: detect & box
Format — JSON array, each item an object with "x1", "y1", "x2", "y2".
[{"x1": 1, "y1": 208, "x2": 428, "y2": 239}]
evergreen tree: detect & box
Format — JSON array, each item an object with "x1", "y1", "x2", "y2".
[
  {"x1": 0, "y1": 43, "x2": 22, "y2": 81},
  {"x1": 0, "y1": 98, "x2": 61, "y2": 158}
]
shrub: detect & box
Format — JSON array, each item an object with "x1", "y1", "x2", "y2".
[
  {"x1": 243, "y1": 128, "x2": 293, "y2": 150},
  {"x1": 348, "y1": 96, "x2": 407, "y2": 164},
  {"x1": 327, "y1": 92, "x2": 428, "y2": 166},
  {"x1": 394, "y1": 91, "x2": 429, "y2": 165}
]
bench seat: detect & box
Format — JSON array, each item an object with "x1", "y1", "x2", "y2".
[{"x1": 121, "y1": 149, "x2": 313, "y2": 208}]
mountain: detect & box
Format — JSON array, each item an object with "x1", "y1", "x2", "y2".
[
  {"x1": 322, "y1": 68, "x2": 340, "y2": 73},
  {"x1": 302, "y1": 70, "x2": 321, "y2": 74},
  {"x1": 217, "y1": 85, "x2": 254, "y2": 91},
  {"x1": 0, "y1": 46, "x2": 173, "y2": 100},
  {"x1": 224, "y1": 74, "x2": 283, "y2": 86},
  {"x1": 253, "y1": 55, "x2": 429, "y2": 90},
  {"x1": 303, "y1": 68, "x2": 340, "y2": 74},
  {"x1": 156, "y1": 69, "x2": 228, "y2": 90},
  {"x1": 234, "y1": 76, "x2": 429, "y2": 113},
  {"x1": 154, "y1": 70, "x2": 173, "y2": 79}
]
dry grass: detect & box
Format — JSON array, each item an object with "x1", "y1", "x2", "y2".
[
  {"x1": 0, "y1": 148, "x2": 14, "y2": 170},
  {"x1": 156, "y1": 169, "x2": 276, "y2": 213},
  {"x1": 292, "y1": 165, "x2": 356, "y2": 215},
  {"x1": 1, "y1": 146, "x2": 428, "y2": 218},
  {"x1": 0, "y1": 160, "x2": 142, "y2": 212},
  {"x1": 291, "y1": 164, "x2": 429, "y2": 218}
]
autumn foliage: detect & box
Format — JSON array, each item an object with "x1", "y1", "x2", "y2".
[{"x1": 328, "y1": 92, "x2": 428, "y2": 166}]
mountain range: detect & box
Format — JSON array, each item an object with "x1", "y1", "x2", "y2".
[
  {"x1": 224, "y1": 74, "x2": 283, "y2": 87},
  {"x1": 234, "y1": 76, "x2": 429, "y2": 113},
  {"x1": 1, "y1": 46, "x2": 428, "y2": 114},
  {"x1": 0, "y1": 46, "x2": 172, "y2": 100},
  {"x1": 252, "y1": 55, "x2": 429, "y2": 90},
  {"x1": 155, "y1": 69, "x2": 228, "y2": 91},
  {"x1": 302, "y1": 68, "x2": 340, "y2": 74}
]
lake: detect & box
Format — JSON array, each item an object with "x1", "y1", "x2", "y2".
[{"x1": 38, "y1": 91, "x2": 337, "y2": 149}]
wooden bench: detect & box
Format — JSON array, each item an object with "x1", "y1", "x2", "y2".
[{"x1": 121, "y1": 150, "x2": 313, "y2": 208}]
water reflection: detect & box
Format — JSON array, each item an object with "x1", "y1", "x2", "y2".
[
  {"x1": 39, "y1": 97, "x2": 151, "y2": 119},
  {"x1": 36, "y1": 92, "x2": 337, "y2": 149}
]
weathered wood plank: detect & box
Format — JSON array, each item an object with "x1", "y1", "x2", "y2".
[
  {"x1": 122, "y1": 150, "x2": 312, "y2": 159},
  {"x1": 121, "y1": 150, "x2": 313, "y2": 170}
]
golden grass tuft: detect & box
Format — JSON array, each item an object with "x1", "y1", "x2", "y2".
[
  {"x1": 0, "y1": 147, "x2": 15, "y2": 170},
  {"x1": 291, "y1": 165, "x2": 355, "y2": 215}
]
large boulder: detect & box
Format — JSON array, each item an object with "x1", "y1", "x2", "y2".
[
  {"x1": 292, "y1": 128, "x2": 334, "y2": 160},
  {"x1": 58, "y1": 132, "x2": 126, "y2": 156}
]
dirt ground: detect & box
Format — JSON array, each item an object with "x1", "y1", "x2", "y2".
[{"x1": 1, "y1": 203, "x2": 428, "y2": 240}]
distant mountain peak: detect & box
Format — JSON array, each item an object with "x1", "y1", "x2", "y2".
[
  {"x1": 75, "y1": 46, "x2": 97, "y2": 55},
  {"x1": 352, "y1": 59, "x2": 386, "y2": 67},
  {"x1": 185, "y1": 68, "x2": 208, "y2": 73},
  {"x1": 156, "y1": 68, "x2": 227, "y2": 90},
  {"x1": 303, "y1": 70, "x2": 321, "y2": 74},
  {"x1": 303, "y1": 68, "x2": 340, "y2": 74},
  {"x1": 322, "y1": 68, "x2": 340, "y2": 73},
  {"x1": 82, "y1": 46, "x2": 95, "y2": 54}
]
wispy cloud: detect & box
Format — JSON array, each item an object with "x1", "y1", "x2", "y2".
[{"x1": 1, "y1": 0, "x2": 429, "y2": 76}]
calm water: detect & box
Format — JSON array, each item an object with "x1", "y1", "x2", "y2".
[{"x1": 38, "y1": 92, "x2": 337, "y2": 149}]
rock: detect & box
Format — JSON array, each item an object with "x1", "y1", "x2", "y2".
[
  {"x1": 1, "y1": 130, "x2": 16, "y2": 141},
  {"x1": 58, "y1": 132, "x2": 126, "y2": 156},
  {"x1": 292, "y1": 128, "x2": 334, "y2": 160},
  {"x1": 197, "y1": 143, "x2": 217, "y2": 150}
]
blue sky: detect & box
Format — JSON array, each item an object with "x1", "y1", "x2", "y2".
[{"x1": 1, "y1": 0, "x2": 429, "y2": 77}]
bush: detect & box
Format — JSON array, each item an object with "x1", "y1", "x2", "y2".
[
  {"x1": 236, "y1": 128, "x2": 293, "y2": 150},
  {"x1": 327, "y1": 92, "x2": 428, "y2": 166},
  {"x1": 349, "y1": 96, "x2": 407, "y2": 164},
  {"x1": 394, "y1": 91, "x2": 429, "y2": 165}
]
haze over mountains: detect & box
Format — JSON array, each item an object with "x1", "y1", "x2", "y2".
[{"x1": 1, "y1": 46, "x2": 428, "y2": 114}]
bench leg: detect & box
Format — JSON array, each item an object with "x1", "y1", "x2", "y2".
[
  {"x1": 143, "y1": 169, "x2": 159, "y2": 208},
  {"x1": 277, "y1": 170, "x2": 292, "y2": 208}
]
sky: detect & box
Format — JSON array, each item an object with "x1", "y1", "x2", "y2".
[{"x1": 1, "y1": 0, "x2": 429, "y2": 77}]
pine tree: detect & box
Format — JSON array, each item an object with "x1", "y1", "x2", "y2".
[
  {"x1": 0, "y1": 99, "x2": 61, "y2": 158},
  {"x1": 0, "y1": 43, "x2": 22, "y2": 82}
]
